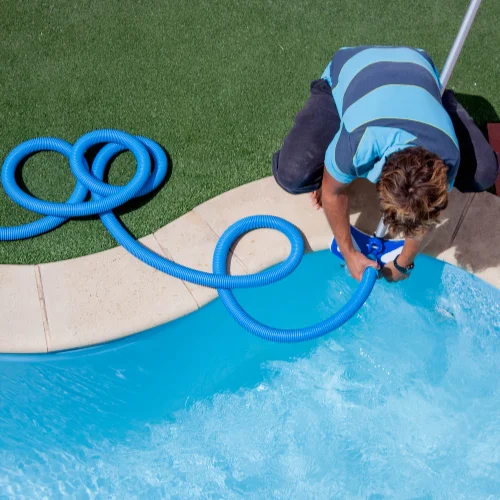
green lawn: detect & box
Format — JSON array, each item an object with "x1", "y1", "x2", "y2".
[{"x1": 1, "y1": 0, "x2": 498, "y2": 264}]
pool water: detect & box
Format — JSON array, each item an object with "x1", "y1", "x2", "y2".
[{"x1": 0, "y1": 251, "x2": 499, "y2": 498}]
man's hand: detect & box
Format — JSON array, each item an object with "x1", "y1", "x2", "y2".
[
  {"x1": 380, "y1": 234, "x2": 425, "y2": 283},
  {"x1": 381, "y1": 261, "x2": 409, "y2": 283},
  {"x1": 320, "y1": 169, "x2": 379, "y2": 282},
  {"x1": 344, "y1": 251, "x2": 380, "y2": 282}
]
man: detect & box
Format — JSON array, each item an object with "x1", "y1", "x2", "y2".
[{"x1": 272, "y1": 46, "x2": 499, "y2": 282}]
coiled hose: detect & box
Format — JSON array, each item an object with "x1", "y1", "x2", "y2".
[{"x1": 0, "y1": 129, "x2": 377, "y2": 343}]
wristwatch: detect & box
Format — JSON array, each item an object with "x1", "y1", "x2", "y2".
[{"x1": 393, "y1": 254, "x2": 415, "y2": 275}]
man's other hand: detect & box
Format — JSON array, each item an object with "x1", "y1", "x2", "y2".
[{"x1": 381, "y1": 261, "x2": 409, "y2": 283}]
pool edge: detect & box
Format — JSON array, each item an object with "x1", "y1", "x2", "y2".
[{"x1": 1, "y1": 176, "x2": 499, "y2": 353}]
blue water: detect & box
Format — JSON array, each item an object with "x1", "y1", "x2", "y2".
[{"x1": 0, "y1": 251, "x2": 499, "y2": 499}]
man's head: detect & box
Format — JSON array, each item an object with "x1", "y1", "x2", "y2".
[{"x1": 376, "y1": 147, "x2": 449, "y2": 237}]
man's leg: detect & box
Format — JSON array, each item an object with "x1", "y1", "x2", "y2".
[
  {"x1": 442, "y1": 90, "x2": 499, "y2": 192},
  {"x1": 272, "y1": 79, "x2": 340, "y2": 195}
]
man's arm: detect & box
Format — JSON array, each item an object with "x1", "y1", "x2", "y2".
[
  {"x1": 399, "y1": 236, "x2": 424, "y2": 267},
  {"x1": 382, "y1": 232, "x2": 427, "y2": 282},
  {"x1": 322, "y1": 168, "x2": 379, "y2": 281}
]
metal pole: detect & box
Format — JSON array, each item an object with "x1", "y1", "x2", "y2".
[
  {"x1": 374, "y1": 218, "x2": 388, "y2": 239},
  {"x1": 374, "y1": 220, "x2": 389, "y2": 239},
  {"x1": 439, "y1": 0, "x2": 483, "y2": 91},
  {"x1": 374, "y1": 0, "x2": 483, "y2": 239}
]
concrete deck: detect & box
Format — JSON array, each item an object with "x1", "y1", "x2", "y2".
[{"x1": 1, "y1": 177, "x2": 499, "y2": 353}]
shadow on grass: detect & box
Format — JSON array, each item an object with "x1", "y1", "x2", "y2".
[{"x1": 456, "y1": 92, "x2": 500, "y2": 133}]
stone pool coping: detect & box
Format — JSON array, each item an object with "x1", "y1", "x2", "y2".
[{"x1": 1, "y1": 176, "x2": 499, "y2": 353}]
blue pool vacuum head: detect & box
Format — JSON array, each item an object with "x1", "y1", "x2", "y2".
[{"x1": 331, "y1": 226, "x2": 405, "y2": 268}]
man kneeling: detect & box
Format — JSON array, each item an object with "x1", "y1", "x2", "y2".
[{"x1": 272, "y1": 46, "x2": 499, "y2": 282}]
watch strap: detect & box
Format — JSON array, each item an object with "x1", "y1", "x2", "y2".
[{"x1": 394, "y1": 255, "x2": 414, "y2": 274}]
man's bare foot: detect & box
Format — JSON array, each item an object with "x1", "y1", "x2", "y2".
[{"x1": 309, "y1": 188, "x2": 323, "y2": 211}]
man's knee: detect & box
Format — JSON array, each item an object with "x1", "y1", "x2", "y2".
[
  {"x1": 444, "y1": 90, "x2": 500, "y2": 192},
  {"x1": 455, "y1": 147, "x2": 499, "y2": 193},
  {"x1": 271, "y1": 78, "x2": 339, "y2": 194},
  {"x1": 272, "y1": 150, "x2": 323, "y2": 194},
  {"x1": 476, "y1": 148, "x2": 499, "y2": 191}
]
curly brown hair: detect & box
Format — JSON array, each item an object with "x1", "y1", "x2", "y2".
[{"x1": 376, "y1": 147, "x2": 449, "y2": 237}]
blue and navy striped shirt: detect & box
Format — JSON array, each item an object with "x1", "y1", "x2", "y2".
[{"x1": 321, "y1": 46, "x2": 460, "y2": 187}]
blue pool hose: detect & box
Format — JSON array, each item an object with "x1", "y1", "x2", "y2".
[{"x1": 0, "y1": 129, "x2": 377, "y2": 343}]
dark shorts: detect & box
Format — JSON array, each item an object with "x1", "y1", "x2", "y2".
[{"x1": 272, "y1": 79, "x2": 499, "y2": 194}]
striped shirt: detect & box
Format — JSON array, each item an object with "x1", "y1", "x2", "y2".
[{"x1": 321, "y1": 46, "x2": 460, "y2": 187}]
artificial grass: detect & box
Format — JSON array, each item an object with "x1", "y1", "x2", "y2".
[{"x1": 0, "y1": 0, "x2": 498, "y2": 264}]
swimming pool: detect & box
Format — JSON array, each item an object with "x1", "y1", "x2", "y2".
[{"x1": 1, "y1": 250, "x2": 499, "y2": 498}]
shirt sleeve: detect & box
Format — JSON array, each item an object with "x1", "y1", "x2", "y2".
[
  {"x1": 320, "y1": 62, "x2": 332, "y2": 86},
  {"x1": 324, "y1": 131, "x2": 355, "y2": 184}
]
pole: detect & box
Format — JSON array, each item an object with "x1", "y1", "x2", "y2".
[
  {"x1": 439, "y1": 0, "x2": 483, "y2": 92},
  {"x1": 373, "y1": 0, "x2": 483, "y2": 239}
]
